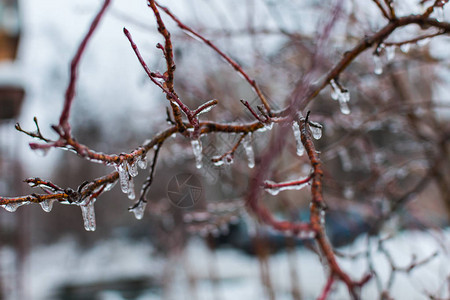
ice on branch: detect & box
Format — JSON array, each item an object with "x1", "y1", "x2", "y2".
[
  {"x1": 80, "y1": 200, "x2": 96, "y2": 231},
  {"x1": 115, "y1": 161, "x2": 129, "y2": 193},
  {"x1": 130, "y1": 201, "x2": 147, "y2": 220},
  {"x1": 242, "y1": 133, "x2": 255, "y2": 168},
  {"x1": 40, "y1": 199, "x2": 56, "y2": 212},
  {"x1": 2, "y1": 201, "x2": 30, "y2": 212},
  {"x1": 417, "y1": 38, "x2": 430, "y2": 47},
  {"x1": 292, "y1": 121, "x2": 305, "y2": 156},
  {"x1": 191, "y1": 139, "x2": 203, "y2": 169},
  {"x1": 329, "y1": 79, "x2": 350, "y2": 115},
  {"x1": 103, "y1": 181, "x2": 117, "y2": 192},
  {"x1": 309, "y1": 121, "x2": 323, "y2": 140},
  {"x1": 373, "y1": 54, "x2": 383, "y2": 75},
  {"x1": 128, "y1": 159, "x2": 139, "y2": 177},
  {"x1": 400, "y1": 43, "x2": 410, "y2": 53},
  {"x1": 127, "y1": 179, "x2": 136, "y2": 200},
  {"x1": 33, "y1": 147, "x2": 50, "y2": 157},
  {"x1": 386, "y1": 46, "x2": 395, "y2": 61},
  {"x1": 264, "y1": 175, "x2": 311, "y2": 195},
  {"x1": 138, "y1": 155, "x2": 148, "y2": 169}
]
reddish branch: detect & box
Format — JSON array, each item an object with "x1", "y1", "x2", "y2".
[
  {"x1": 155, "y1": 1, "x2": 272, "y2": 114},
  {"x1": 59, "y1": 0, "x2": 111, "y2": 136},
  {"x1": 3, "y1": 3, "x2": 450, "y2": 298}
]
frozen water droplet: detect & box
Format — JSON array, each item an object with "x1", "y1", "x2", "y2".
[
  {"x1": 292, "y1": 121, "x2": 304, "y2": 156},
  {"x1": 138, "y1": 155, "x2": 148, "y2": 169},
  {"x1": 417, "y1": 38, "x2": 430, "y2": 47},
  {"x1": 212, "y1": 156, "x2": 225, "y2": 166},
  {"x1": 309, "y1": 122, "x2": 322, "y2": 140},
  {"x1": 264, "y1": 180, "x2": 280, "y2": 195},
  {"x1": 40, "y1": 199, "x2": 55, "y2": 212},
  {"x1": 373, "y1": 55, "x2": 383, "y2": 75},
  {"x1": 127, "y1": 178, "x2": 135, "y2": 200},
  {"x1": 330, "y1": 79, "x2": 339, "y2": 100},
  {"x1": 81, "y1": 201, "x2": 96, "y2": 231},
  {"x1": 115, "y1": 161, "x2": 129, "y2": 194},
  {"x1": 223, "y1": 153, "x2": 234, "y2": 165},
  {"x1": 130, "y1": 201, "x2": 147, "y2": 220},
  {"x1": 4, "y1": 202, "x2": 20, "y2": 212},
  {"x1": 330, "y1": 80, "x2": 351, "y2": 114},
  {"x1": 264, "y1": 122, "x2": 273, "y2": 131},
  {"x1": 338, "y1": 98, "x2": 351, "y2": 115},
  {"x1": 128, "y1": 159, "x2": 139, "y2": 177},
  {"x1": 386, "y1": 46, "x2": 395, "y2": 61},
  {"x1": 242, "y1": 134, "x2": 255, "y2": 168},
  {"x1": 34, "y1": 147, "x2": 50, "y2": 157},
  {"x1": 400, "y1": 43, "x2": 410, "y2": 53},
  {"x1": 191, "y1": 139, "x2": 203, "y2": 169}
]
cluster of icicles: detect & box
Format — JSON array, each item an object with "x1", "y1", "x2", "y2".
[
  {"x1": 114, "y1": 154, "x2": 149, "y2": 221},
  {"x1": 329, "y1": 36, "x2": 433, "y2": 115},
  {"x1": 263, "y1": 121, "x2": 322, "y2": 195},
  {"x1": 191, "y1": 133, "x2": 255, "y2": 170}
]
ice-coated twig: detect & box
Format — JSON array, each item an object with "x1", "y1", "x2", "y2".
[
  {"x1": 155, "y1": 1, "x2": 272, "y2": 114},
  {"x1": 264, "y1": 175, "x2": 312, "y2": 195},
  {"x1": 129, "y1": 142, "x2": 163, "y2": 219},
  {"x1": 211, "y1": 134, "x2": 246, "y2": 165},
  {"x1": 242, "y1": 133, "x2": 255, "y2": 168},
  {"x1": 80, "y1": 200, "x2": 96, "y2": 231},
  {"x1": 59, "y1": 0, "x2": 112, "y2": 136},
  {"x1": 292, "y1": 121, "x2": 305, "y2": 156}
]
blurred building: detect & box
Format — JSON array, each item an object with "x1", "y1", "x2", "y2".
[{"x1": 0, "y1": 0, "x2": 27, "y2": 299}]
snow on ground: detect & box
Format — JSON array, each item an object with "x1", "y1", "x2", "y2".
[{"x1": 6, "y1": 229, "x2": 445, "y2": 300}]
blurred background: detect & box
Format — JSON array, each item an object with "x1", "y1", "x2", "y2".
[{"x1": 0, "y1": 0, "x2": 449, "y2": 299}]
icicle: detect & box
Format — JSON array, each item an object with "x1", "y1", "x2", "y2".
[
  {"x1": 400, "y1": 43, "x2": 410, "y2": 53},
  {"x1": 338, "y1": 98, "x2": 351, "y2": 115},
  {"x1": 330, "y1": 79, "x2": 340, "y2": 100},
  {"x1": 127, "y1": 178, "x2": 136, "y2": 200},
  {"x1": 264, "y1": 176, "x2": 310, "y2": 195},
  {"x1": 330, "y1": 80, "x2": 351, "y2": 114},
  {"x1": 373, "y1": 55, "x2": 383, "y2": 75},
  {"x1": 309, "y1": 122, "x2": 323, "y2": 140},
  {"x1": 40, "y1": 199, "x2": 55, "y2": 212},
  {"x1": 417, "y1": 38, "x2": 430, "y2": 47},
  {"x1": 33, "y1": 148, "x2": 50, "y2": 157},
  {"x1": 264, "y1": 181, "x2": 281, "y2": 195},
  {"x1": 191, "y1": 139, "x2": 203, "y2": 169},
  {"x1": 138, "y1": 155, "x2": 148, "y2": 169},
  {"x1": 242, "y1": 134, "x2": 255, "y2": 168},
  {"x1": 80, "y1": 201, "x2": 96, "y2": 231},
  {"x1": 115, "y1": 160, "x2": 129, "y2": 193},
  {"x1": 386, "y1": 46, "x2": 395, "y2": 61},
  {"x1": 3, "y1": 202, "x2": 21, "y2": 212},
  {"x1": 128, "y1": 159, "x2": 139, "y2": 178},
  {"x1": 130, "y1": 201, "x2": 147, "y2": 220},
  {"x1": 292, "y1": 121, "x2": 305, "y2": 156}
]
